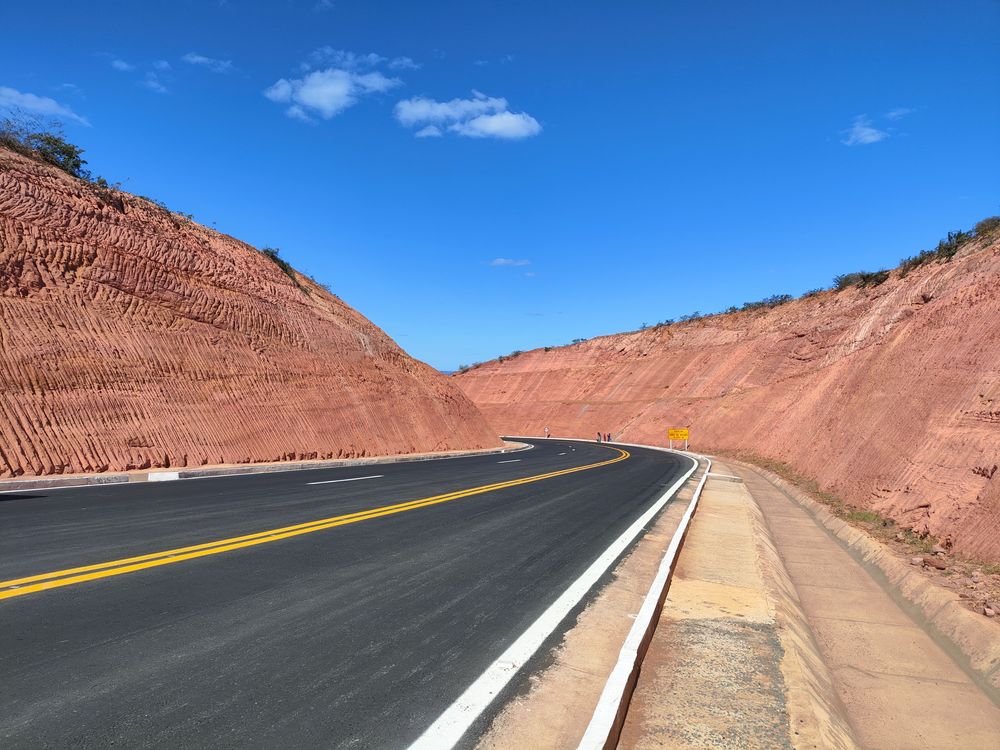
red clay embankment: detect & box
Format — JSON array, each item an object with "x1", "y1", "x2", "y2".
[
  {"x1": 455, "y1": 235, "x2": 1000, "y2": 562},
  {"x1": 0, "y1": 147, "x2": 500, "y2": 477}
]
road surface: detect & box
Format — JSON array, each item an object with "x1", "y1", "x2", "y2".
[{"x1": 0, "y1": 438, "x2": 691, "y2": 748}]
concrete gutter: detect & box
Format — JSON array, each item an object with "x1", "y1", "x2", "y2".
[
  {"x1": 0, "y1": 441, "x2": 530, "y2": 493},
  {"x1": 733, "y1": 460, "x2": 1000, "y2": 699}
]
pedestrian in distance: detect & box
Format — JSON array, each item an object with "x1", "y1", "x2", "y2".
[{"x1": 596, "y1": 432, "x2": 602, "y2": 443}]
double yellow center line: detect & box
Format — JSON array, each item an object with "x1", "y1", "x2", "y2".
[{"x1": 0, "y1": 447, "x2": 629, "y2": 601}]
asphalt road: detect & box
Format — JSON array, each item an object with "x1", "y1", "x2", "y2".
[{"x1": 0, "y1": 438, "x2": 691, "y2": 748}]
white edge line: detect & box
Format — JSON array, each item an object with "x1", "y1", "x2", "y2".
[
  {"x1": 496, "y1": 459, "x2": 521, "y2": 464},
  {"x1": 307, "y1": 474, "x2": 384, "y2": 485},
  {"x1": 577, "y1": 448, "x2": 711, "y2": 750},
  {"x1": 406, "y1": 444, "x2": 698, "y2": 750}
]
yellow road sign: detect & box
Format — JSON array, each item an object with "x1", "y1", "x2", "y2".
[{"x1": 668, "y1": 428, "x2": 689, "y2": 441}]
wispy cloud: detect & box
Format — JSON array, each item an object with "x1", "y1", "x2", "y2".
[
  {"x1": 415, "y1": 125, "x2": 442, "y2": 138},
  {"x1": 140, "y1": 72, "x2": 168, "y2": 94},
  {"x1": 314, "y1": 0, "x2": 334, "y2": 10},
  {"x1": 885, "y1": 107, "x2": 915, "y2": 121},
  {"x1": 395, "y1": 90, "x2": 541, "y2": 140},
  {"x1": 110, "y1": 58, "x2": 134, "y2": 72},
  {"x1": 55, "y1": 83, "x2": 85, "y2": 97},
  {"x1": 300, "y1": 47, "x2": 419, "y2": 73},
  {"x1": 489, "y1": 258, "x2": 531, "y2": 267},
  {"x1": 842, "y1": 115, "x2": 888, "y2": 146},
  {"x1": 153, "y1": 60, "x2": 172, "y2": 71},
  {"x1": 264, "y1": 67, "x2": 400, "y2": 121},
  {"x1": 181, "y1": 52, "x2": 233, "y2": 73},
  {"x1": 389, "y1": 56, "x2": 420, "y2": 70},
  {"x1": 0, "y1": 86, "x2": 90, "y2": 126},
  {"x1": 474, "y1": 54, "x2": 514, "y2": 67}
]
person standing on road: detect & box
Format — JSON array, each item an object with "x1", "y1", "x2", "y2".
[
  {"x1": 544, "y1": 426, "x2": 550, "y2": 438},
  {"x1": 596, "y1": 432, "x2": 602, "y2": 443}
]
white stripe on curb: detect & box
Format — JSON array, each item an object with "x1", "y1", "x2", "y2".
[
  {"x1": 577, "y1": 448, "x2": 711, "y2": 750},
  {"x1": 407, "y1": 439, "x2": 698, "y2": 750}
]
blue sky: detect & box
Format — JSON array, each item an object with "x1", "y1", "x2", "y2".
[{"x1": 3, "y1": 1, "x2": 998, "y2": 370}]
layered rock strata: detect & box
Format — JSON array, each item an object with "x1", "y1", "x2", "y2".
[
  {"x1": 456, "y1": 234, "x2": 1000, "y2": 561},
  {"x1": 0, "y1": 147, "x2": 500, "y2": 477}
]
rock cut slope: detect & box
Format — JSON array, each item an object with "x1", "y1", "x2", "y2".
[
  {"x1": 0, "y1": 146, "x2": 500, "y2": 477},
  {"x1": 456, "y1": 233, "x2": 1000, "y2": 562}
]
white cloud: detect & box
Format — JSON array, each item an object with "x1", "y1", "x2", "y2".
[
  {"x1": 0, "y1": 86, "x2": 90, "y2": 126},
  {"x1": 886, "y1": 107, "x2": 914, "y2": 121},
  {"x1": 415, "y1": 125, "x2": 442, "y2": 137},
  {"x1": 264, "y1": 67, "x2": 400, "y2": 121},
  {"x1": 140, "y1": 73, "x2": 168, "y2": 94},
  {"x1": 111, "y1": 58, "x2": 134, "y2": 72},
  {"x1": 314, "y1": 0, "x2": 334, "y2": 10},
  {"x1": 181, "y1": 52, "x2": 233, "y2": 73},
  {"x1": 153, "y1": 60, "x2": 172, "y2": 71},
  {"x1": 490, "y1": 258, "x2": 531, "y2": 267},
  {"x1": 395, "y1": 91, "x2": 507, "y2": 126},
  {"x1": 842, "y1": 115, "x2": 888, "y2": 146},
  {"x1": 395, "y1": 90, "x2": 541, "y2": 140},
  {"x1": 451, "y1": 111, "x2": 541, "y2": 139}
]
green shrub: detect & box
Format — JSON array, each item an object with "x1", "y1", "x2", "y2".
[
  {"x1": 833, "y1": 270, "x2": 889, "y2": 290},
  {"x1": 739, "y1": 293, "x2": 793, "y2": 312},
  {"x1": 974, "y1": 216, "x2": 1000, "y2": 237},
  {"x1": 260, "y1": 246, "x2": 300, "y2": 284},
  {"x1": 1, "y1": 117, "x2": 90, "y2": 178}
]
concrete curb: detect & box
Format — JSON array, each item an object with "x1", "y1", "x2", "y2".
[
  {"x1": 0, "y1": 441, "x2": 530, "y2": 493},
  {"x1": 576, "y1": 444, "x2": 710, "y2": 750},
  {"x1": 733, "y1": 460, "x2": 1000, "y2": 699}
]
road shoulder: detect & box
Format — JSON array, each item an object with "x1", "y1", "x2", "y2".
[
  {"x1": 618, "y1": 463, "x2": 855, "y2": 749},
  {"x1": 476, "y1": 471, "x2": 698, "y2": 749}
]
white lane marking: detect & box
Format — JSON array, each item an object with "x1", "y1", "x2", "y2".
[
  {"x1": 496, "y1": 459, "x2": 521, "y2": 464},
  {"x1": 407, "y1": 452, "x2": 699, "y2": 750},
  {"x1": 307, "y1": 475, "x2": 383, "y2": 485},
  {"x1": 557, "y1": 452, "x2": 566, "y2": 456}
]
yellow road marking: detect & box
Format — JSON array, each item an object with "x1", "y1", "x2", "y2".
[{"x1": 0, "y1": 448, "x2": 629, "y2": 601}]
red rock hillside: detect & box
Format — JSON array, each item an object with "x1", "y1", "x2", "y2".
[
  {"x1": 0, "y1": 146, "x2": 500, "y2": 477},
  {"x1": 456, "y1": 232, "x2": 1000, "y2": 562}
]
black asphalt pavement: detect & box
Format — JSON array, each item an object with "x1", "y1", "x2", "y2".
[{"x1": 0, "y1": 438, "x2": 691, "y2": 748}]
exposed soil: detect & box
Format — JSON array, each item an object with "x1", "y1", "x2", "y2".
[
  {"x1": 0, "y1": 147, "x2": 500, "y2": 477},
  {"x1": 455, "y1": 233, "x2": 1000, "y2": 563}
]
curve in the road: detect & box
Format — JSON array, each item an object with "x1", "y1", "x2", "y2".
[{"x1": 0, "y1": 447, "x2": 629, "y2": 601}]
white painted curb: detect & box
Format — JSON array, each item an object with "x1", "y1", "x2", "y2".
[
  {"x1": 578, "y1": 444, "x2": 711, "y2": 750},
  {"x1": 147, "y1": 471, "x2": 180, "y2": 482},
  {"x1": 407, "y1": 437, "x2": 699, "y2": 750}
]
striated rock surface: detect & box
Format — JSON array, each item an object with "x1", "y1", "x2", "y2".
[
  {"x1": 456, "y1": 235, "x2": 1000, "y2": 562},
  {"x1": 0, "y1": 147, "x2": 500, "y2": 477}
]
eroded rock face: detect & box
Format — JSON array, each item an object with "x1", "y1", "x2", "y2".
[
  {"x1": 0, "y1": 147, "x2": 500, "y2": 476},
  {"x1": 456, "y1": 235, "x2": 1000, "y2": 562}
]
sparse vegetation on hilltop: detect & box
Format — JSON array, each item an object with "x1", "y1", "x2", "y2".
[
  {"x1": 0, "y1": 117, "x2": 333, "y2": 297},
  {"x1": 456, "y1": 217, "x2": 1000, "y2": 370}
]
